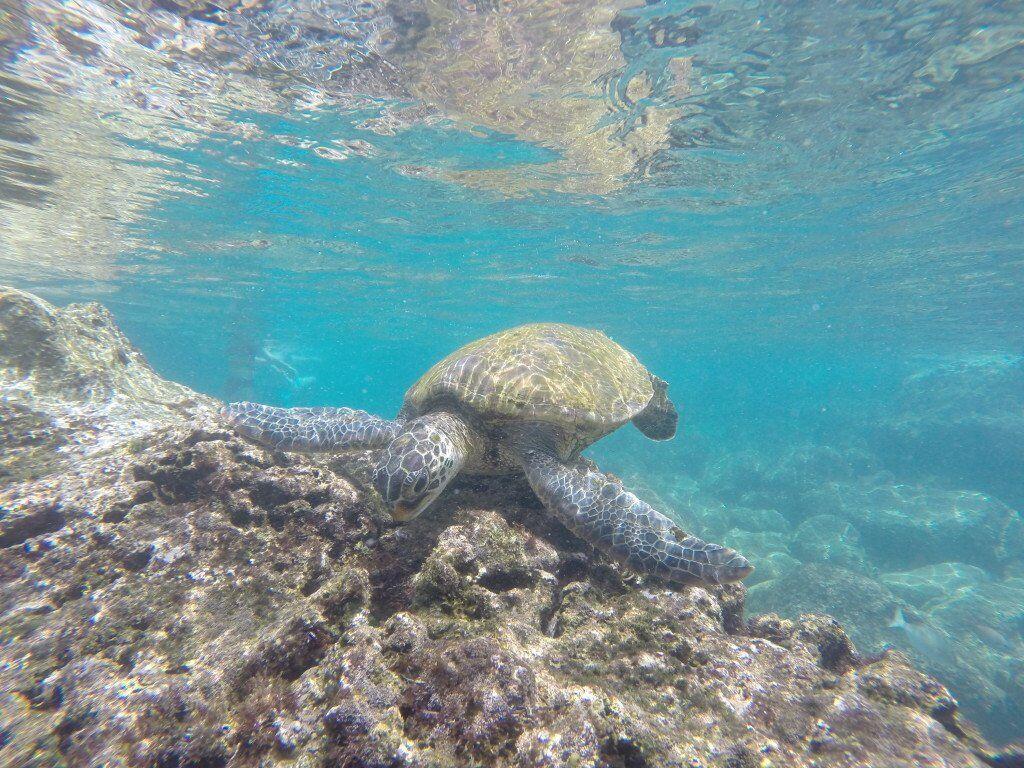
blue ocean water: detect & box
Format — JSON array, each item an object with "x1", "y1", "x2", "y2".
[{"x1": 1, "y1": 0, "x2": 1023, "y2": 745}]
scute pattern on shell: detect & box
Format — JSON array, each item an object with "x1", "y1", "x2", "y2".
[{"x1": 404, "y1": 324, "x2": 654, "y2": 431}]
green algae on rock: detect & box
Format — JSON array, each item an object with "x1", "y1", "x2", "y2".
[{"x1": 0, "y1": 287, "x2": 1009, "y2": 768}]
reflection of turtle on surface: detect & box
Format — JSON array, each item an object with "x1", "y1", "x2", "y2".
[{"x1": 225, "y1": 324, "x2": 752, "y2": 585}]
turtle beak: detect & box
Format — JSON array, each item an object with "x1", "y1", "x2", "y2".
[
  {"x1": 391, "y1": 499, "x2": 429, "y2": 522},
  {"x1": 391, "y1": 501, "x2": 416, "y2": 522}
]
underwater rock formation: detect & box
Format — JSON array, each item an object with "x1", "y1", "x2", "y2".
[
  {"x1": 747, "y1": 564, "x2": 897, "y2": 654},
  {"x1": 671, "y1": 436, "x2": 1024, "y2": 745},
  {"x1": 816, "y1": 482, "x2": 1024, "y2": 573},
  {"x1": 0, "y1": 288, "x2": 1013, "y2": 767},
  {"x1": 701, "y1": 445, "x2": 882, "y2": 522},
  {"x1": 871, "y1": 354, "x2": 1024, "y2": 509},
  {"x1": 790, "y1": 515, "x2": 867, "y2": 572},
  {"x1": 880, "y1": 563, "x2": 1024, "y2": 753},
  {"x1": 706, "y1": 448, "x2": 1024, "y2": 574},
  {"x1": 0, "y1": 287, "x2": 215, "y2": 484}
]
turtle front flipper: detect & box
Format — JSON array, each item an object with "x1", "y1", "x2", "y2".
[
  {"x1": 223, "y1": 402, "x2": 400, "y2": 452},
  {"x1": 517, "y1": 448, "x2": 752, "y2": 586}
]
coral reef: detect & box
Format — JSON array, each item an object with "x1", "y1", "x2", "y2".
[{"x1": 0, "y1": 287, "x2": 1009, "y2": 767}]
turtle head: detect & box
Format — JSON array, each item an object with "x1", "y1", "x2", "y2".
[{"x1": 373, "y1": 413, "x2": 469, "y2": 521}]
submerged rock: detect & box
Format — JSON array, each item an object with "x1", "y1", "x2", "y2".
[
  {"x1": 0, "y1": 288, "x2": 1009, "y2": 767},
  {"x1": 0, "y1": 287, "x2": 215, "y2": 483},
  {"x1": 701, "y1": 437, "x2": 1024, "y2": 575},
  {"x1": 747, "y1": 563, "x2": 897, "y2": 654},
  {"x1": 791, "y1": 514, "x2": 868, "y2": 572},
  {"x1": 871, "y1": 354, "x2": 1024, "y2": 509},
  {"x1": 702, "y1": 444, "x2": 881, "y2": 523},
  {"x1": 888, "y1": 570, "x2": 1024, "y2": 747},
  {"x1": 819, "y1": 482, "x2": 1024, "y2": 572},
  {"x1": 881, "y1": 562, "x2": 992, "y2": 607}
]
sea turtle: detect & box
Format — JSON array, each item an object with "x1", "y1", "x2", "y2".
[{"x1": 224, "y1": 324, "x2": 752, "y2": 585}]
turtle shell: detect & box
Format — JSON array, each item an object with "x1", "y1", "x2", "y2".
[{"x1": 404, "y1": 323, "x2": 654, "y2": 432}]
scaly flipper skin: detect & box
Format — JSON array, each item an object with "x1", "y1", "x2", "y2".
[
  {"x1": 518, "y1": 448, "x2": 753, "y2": 585},
  {"x1": 222, "y1": 402, "x2": 400, "y2": 452}
]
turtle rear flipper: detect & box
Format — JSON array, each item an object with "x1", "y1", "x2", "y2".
[
  {"x1": 223, "y1": 402, "x2": 400, "y2": 452},
  {"x1": 632, "y1": 375, "x2": 678, "y2": 441}
]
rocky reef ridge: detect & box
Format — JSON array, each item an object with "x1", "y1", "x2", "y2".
[
  {"x1": 0, "y1": 286, "x2": 215, "y2": 484},
  {"x1": 0, "y1": 287, "x2": 1013, "y2": 768}
]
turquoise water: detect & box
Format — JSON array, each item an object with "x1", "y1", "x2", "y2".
[{"x1": 2, "y1": 0, "x2": 1023, "y2": 745}]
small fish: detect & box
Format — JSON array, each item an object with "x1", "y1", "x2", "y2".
[
  {"x1": 974, "y1": 623, "x2": 1024, "y2": 657},
  {"x1": 888, "y1": 607, "x2": 959, "y2": 666}
]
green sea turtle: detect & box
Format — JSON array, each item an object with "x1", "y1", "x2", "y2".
[{"x1": 224, "y1": 324, "x2": 752, "y2": 585}]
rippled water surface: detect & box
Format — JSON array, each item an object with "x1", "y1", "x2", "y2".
[{"x1": 2, "y1": 0, "x2": 1023, "y2": 744}]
